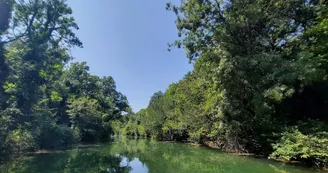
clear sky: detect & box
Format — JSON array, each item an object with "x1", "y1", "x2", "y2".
[{"x1": 66, "y1": 0, "x2": 193, "y2": 112}]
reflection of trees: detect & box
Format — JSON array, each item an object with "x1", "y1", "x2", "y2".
[
  {"x1": 108, "y1": 138, "x2": 312, "y2": 173},
  {"x1": 0, "y1": 138, "x2": 314, "y2": 173},
  {"x1": 0, "y1": 153, "x2": 71, "y2": 173},
  {"x1": 64, "y1": 147, "x2": 131, "y2": 173},
  {"x1": 109, "y1": 138, "x2": 236, "y2": 173},
  {"x1": 0, "y1": 147, "x2": 131, "y2": 173}
]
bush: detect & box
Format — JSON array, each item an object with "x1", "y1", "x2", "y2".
[
  {"x1": 111, "y1": 120, "x2": 125, "y2": 136},
  {"x1": 8, "y1": 128, "x2": 37, "y2": 152},
  {"x1": 39, "y1": 124, "x2": 74, "y2": 149},
  {"x1": 72, "y1": 126, "x2": 81, "y2": 143},
  {"x1": 0, "y1": 118, "x2": 11, "y2": 161},
  {"x1": 270, "y1": 128, "x2": 328, "y2": 168}
]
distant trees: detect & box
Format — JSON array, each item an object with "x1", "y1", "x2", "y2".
[
  {"x1": 0, "y1": 0, "x2": 130, "y2": 159},
  {"x1": 120, "y1": 0, "x2": 328, "y2": 168}
]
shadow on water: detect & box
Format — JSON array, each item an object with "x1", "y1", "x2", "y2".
[
  {"x1": 0, "y1": 137, "x2": 323, "y2": 173},
  {"x1": 0, "y1": 146, "x2": 132, "y2": 173}
]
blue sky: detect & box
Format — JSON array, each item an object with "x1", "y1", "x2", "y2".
[{"x1": 67, "y1": 0, "x2": 193, "y2": 112}]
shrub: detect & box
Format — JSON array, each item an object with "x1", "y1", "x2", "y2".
[
  {"x1": 0, "y1": 117, "x2": 11, "y2": 161},
  {"x1": 8, "y1": 128, "x2": 37, "y2": 152},
  {"x1": 38, "y1": 124, "x2": 74, "y2": 149},
  {"x1": 270, "y1": 128, "x2": 328, "y2": 168}
]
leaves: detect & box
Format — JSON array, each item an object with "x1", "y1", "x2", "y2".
[
  {"x1": 271, "y1": 128, "x2": 328, "y2": 167},
  {"x1": 0, "y1": 0, "x2": 131, "y2": 156},
  {"x1": 118, "y1": 0, "x2": 328, "y2": 168}
]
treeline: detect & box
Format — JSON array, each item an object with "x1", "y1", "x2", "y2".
[
  {"x1": 0, "y1": 0, "x2": 129, "y2": 159},
  {"x1": 118, "y1": 0, "x2": 328, "y2": 168}
]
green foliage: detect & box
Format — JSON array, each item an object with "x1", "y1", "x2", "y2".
[
  {"x1": 67, "y1": 97, "x2": 103, "y2": 142},
  {"x1": 0, "y1": 0, "x2": 130, "y2": 160},
  {"x1": 271, "y1": 129, "x2": 328, "y2": 168},
  {"x1": 0, "y1": 114, "x2": 11, "y2": 161},
  {"x1": 50, "y1": 91, "x2": 63, "y2": 102},
  {"x1": 8, "y1": 128, "x2": 37, "y2": 152},
  {"x1": 38, "y1": 121, "x2": 74, "y2": 149},
  {"x1": 0, "y1": 0, "x2": 327, "y2": 169},
  {"x1": 117, "y1": 0, "x2": 328, "y2": 168},
  {"x1": 111, "y1": 120, "x2": 125, "y2": 136}
]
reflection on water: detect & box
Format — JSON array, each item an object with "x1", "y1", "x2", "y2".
[
  {"x1": 0, "y1": 137, "x2": 321, "y2": 173},
  {"x1": 120, "y1": 157, "x2": 148, "y2": 173}
]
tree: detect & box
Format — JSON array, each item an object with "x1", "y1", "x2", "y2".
[
  {"x1": 67, "y1": 97, "x2": 102, "y2": 142},
  {"x1": 144, "y1": 91, "x2": 166, "y2": 139},
  {"x1": 0, "y1": 0, "x2": 131, "y2": 157},
  {"x1": 0, "y1": 0, "x2": 13, "y2": 109}
]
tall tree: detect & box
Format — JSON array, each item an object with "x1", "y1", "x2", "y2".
[{"x1": 0, "y1": 0, "x2": 13, "y2": 109}]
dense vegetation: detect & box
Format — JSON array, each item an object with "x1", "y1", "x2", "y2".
[
  {"x1": 1, "y1": 0, "x2": 328, "y2": 170},
  {"x1": 0, "y1": 0, "x2": 130, "y2": 160},
  {"x1": 119, "y1": 0, "x2": 328, "y2": 168}
]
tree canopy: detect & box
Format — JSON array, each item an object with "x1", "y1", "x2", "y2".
[{"x1": 0, "y1": 0, "x2": 130, "y2": 160}]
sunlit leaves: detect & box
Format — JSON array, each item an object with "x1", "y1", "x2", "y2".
[
  {"x1": 0, "y1": 0, "x2": 131, "y2": 155},
  {"x1": 50, "y1": 91, "x2": 62, "y2": 102},
  {"x1": 160, "y1": 0, "x2": 328, "y2": 166},
  {"x1": 3, "y1": 82, "x2": 16, "y2": 93},
  {"x1": 271, "y1": 128, "x2": 328, "y2": 167}
]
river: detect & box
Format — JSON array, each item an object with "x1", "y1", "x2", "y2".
[{"x1": 0, "y1": 137, "x2": 323, "y2": 173}]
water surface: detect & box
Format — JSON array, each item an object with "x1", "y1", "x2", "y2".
[{"x1": 0, "y1": 138, "x2": 322, "y2": 173}]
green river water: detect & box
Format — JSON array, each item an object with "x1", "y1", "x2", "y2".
[{"x1": 0, "y1": 138, "x2": 324, "y2": 173}]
